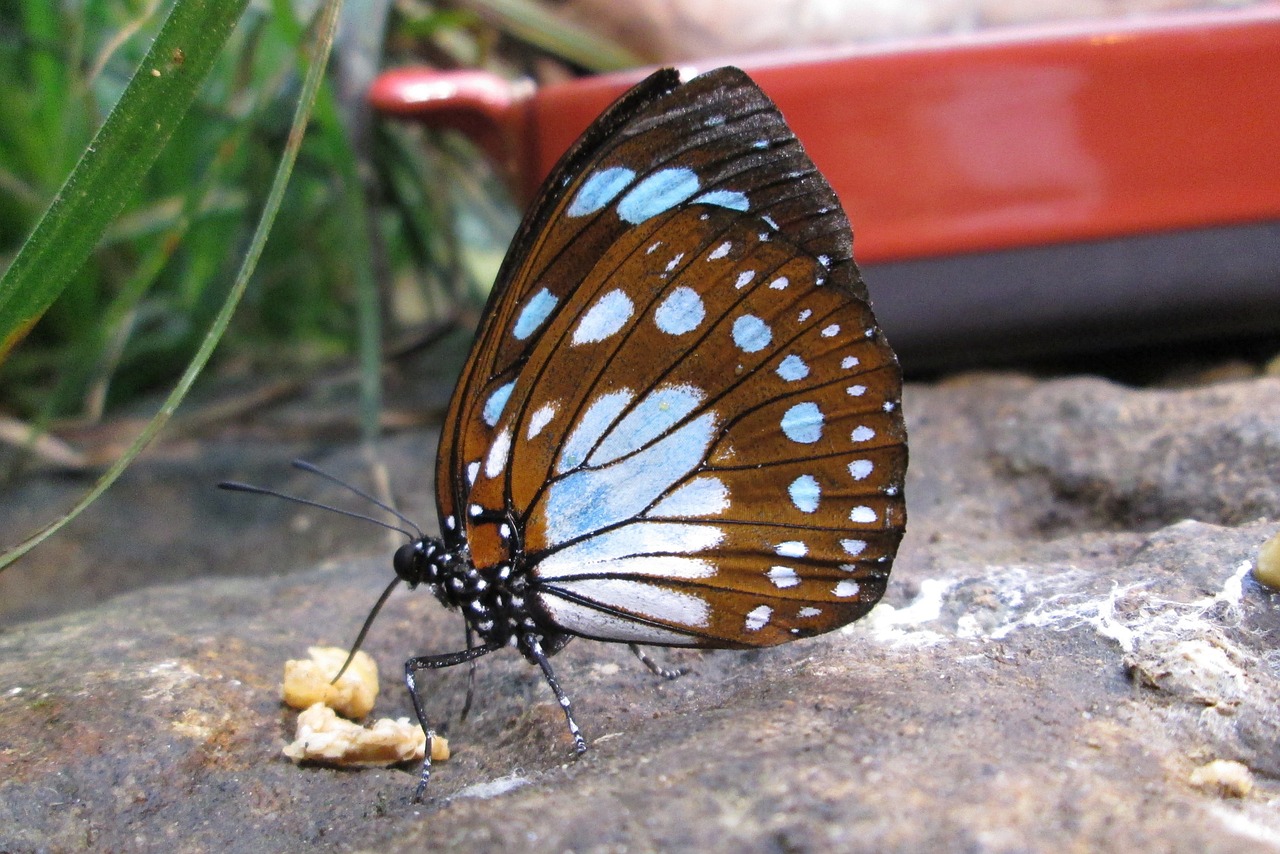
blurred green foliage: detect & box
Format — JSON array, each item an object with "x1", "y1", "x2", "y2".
[
  {"x1": 0, "y1": 0, "x2": 639, "y2": 431},
  {"x1": 0, "y1": 1, "x2": 513, "y2": 426}
]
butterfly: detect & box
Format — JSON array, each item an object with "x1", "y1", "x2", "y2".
[{"x1": 233, "y1": 65, "x2": 906, "y2": 802}]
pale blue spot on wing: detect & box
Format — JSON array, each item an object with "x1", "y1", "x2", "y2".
[
  {"x1": 557, "y1": 389, "x2": 634, "y2": 474},
  {"x1": 732, "y1": 314, "x2": 772, "y2": 353},
  {"x1": 693, "y1": 189, "x2": 749, "y2": 211},
  {"x1": 789, "y1": 474, "x2": 820, "y2": 513},
  {"x1": 541, "y1": 578, "x2": 710, "y2": 629},
  {"x1": 553, "y1": 521, "x2": 722, "y2": 564},
  {"x1": 776, "y1": 354, "x2": 809, "y2": 382},
  {"x1": 482, "y1": 381, "x2": 515, "y2": 427},
  {"x1": 841, "y1": 538, "x2": 867, "y2": 557},
  {"x1": 567, "y1": 166, "x2": 635, "y2": 217},
  {"x1": 545, "y1": 412, "x2": 717, "y2": 546},
  {"x1": 781, "y1": 402, "x2": 824, "y2": 444},
  {"x1": 616, "y1": 168, "x2": 700, "y2": 224},
  {"x1": 654, "y1": 287, "x2": 705, "y2": 336},
  {"x1": 589, "y1": 384, "x2": 704, "y2": 467},
  {"x1": 646, "y1": 476, "x2": 728, "y2": 518},
  {"x1": 572, "y1": 289, "x2": 633, "y2": 345},
  {"x1": 538, "y1": 521, "x2": 722, "y2": 578},
  {"x1": 513, "y1": 288, "x2": 558, "y2": 340}
]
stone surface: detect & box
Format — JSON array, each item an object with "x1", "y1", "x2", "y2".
[{"x1": 1, "y1": 372, "x2": 1279, "y2": 852}]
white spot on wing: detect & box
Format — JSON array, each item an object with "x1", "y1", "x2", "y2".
[
  {"x1": 851, "y1": 426, "x2": 876, "y2": 443},
  {"x1": 538, "y1": 521, "x2": 723, "y2": 575},
  {"x1": 735, "y1": 270, "x2": 756, "y2": 289},
  {"x1": 708, "y1": 241, "x2": 732, "y2": 260},
  {"x1": 744, "y1": 605, "x2": 772, "y2": 631},
  {"x1": 850, "y1": 505, "x2": 877, "y2": 524},
  {"x1": 775, "y1": 541, "x2": 807, "y2": 558},
  {"x1": 573, "y1": 289, "x2": 634, "y2": 345},
  {"x1": 485, "y1": 427, "x2": 512, "y2": 479},
  {"x1": 535, "y1": 593, "x2": 694, "y2": 644},
  {"x1": 527, "y1": 402, "x2": 557, "y2": 440},
  {"x1": 834, "y1": 580, "x2": 861, "y2": 598},
  {"x1": 848, "y1": 459, "x2": 874, "y2": 480},
  {"x1": 482, "y1": 381, "x2": 515, "y2": 427},
  {"x1": 545, "y1": 578, "x2": 710, "y2": 628},
  {"x1": 767, "y1": 567, "x2": 800, "y2": 589}
]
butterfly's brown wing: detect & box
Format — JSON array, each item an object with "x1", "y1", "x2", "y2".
[{"x1": 436, "y1": 67, "x2": 905, "y2": 648}]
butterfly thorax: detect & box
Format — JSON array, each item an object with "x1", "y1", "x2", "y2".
[{"x1": 393, "y1": 536, "x2": 543, "y2": 650}]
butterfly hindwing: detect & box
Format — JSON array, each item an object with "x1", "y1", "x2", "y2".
[{"x1": 437, "y1": 66, "x2": 906, "y2": 649}]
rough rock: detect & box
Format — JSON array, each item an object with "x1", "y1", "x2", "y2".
[{"x1": 1, "y1": 373, "x2": 1278, "y2": 852}]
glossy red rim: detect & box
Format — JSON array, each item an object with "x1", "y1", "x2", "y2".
[{"x1": 370, "y1": 8, "x2": 1280, "y2": 264}]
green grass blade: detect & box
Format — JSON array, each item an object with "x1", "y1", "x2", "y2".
[
  {"x1": 459, "y1": 0, "x2": 644, "y2": 70},
  {"x1": 0, "y1": 0, "x2": 346, "y2": 572},
  {"x1": 0, "y1": 0, "x2": 251, "y2": 362}
]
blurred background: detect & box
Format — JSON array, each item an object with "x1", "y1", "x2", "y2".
[{"x1": 1, "y1": 0, "x2": 1276, "y2": 621}]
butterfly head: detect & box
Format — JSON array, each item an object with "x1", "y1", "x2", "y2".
[{"x1": 392, "y1": 536, "x2": 453, "y2": 589}]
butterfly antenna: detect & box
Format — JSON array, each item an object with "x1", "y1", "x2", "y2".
[
  {"x1": 331, "y1": 575, "x2": 402, "y2": 684},
  {"x1": 216, "y1": 480, "x2": 418, "y2": 540},
  {"x1": 291, "y1": 459, "x2": 424, "y2": 539}
]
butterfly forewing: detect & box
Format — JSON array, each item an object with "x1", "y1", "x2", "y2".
[{"x1": 436, "y1": 66, "x2": 906, "y2": 650}]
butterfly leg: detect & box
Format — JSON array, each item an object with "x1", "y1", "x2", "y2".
[
  {"x1": 524, "y1": 633, "x2": 588, "y2": 756},
  {"x1": 405, "y1": 642, "x2": 500, "y2": 802},
  {"x1": 628, "y1": 643, "x2": 687, "y2": 680},
  {"x1": 460, "y1": 620, "x2": 478, "y2": 723}
]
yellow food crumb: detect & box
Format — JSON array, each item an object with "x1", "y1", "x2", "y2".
[
  {"x1": 282, "y1": 646, "x2": 378, "y2": 720},
  {"x1": 282, "y1": 703, "x2": 448, "y2": 767},
  {"x1": 1189, "y1": 759, "x2": 1253, "y2": 798}
]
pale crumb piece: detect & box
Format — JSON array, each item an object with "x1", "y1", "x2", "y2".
[
  {"x1": 1254, "y1": 531, "x2": 1280, "y2": 590},
  {"x1": 282, "y1": 703, "x2": 448, "y2": 767},
  {"x1": 1189, "y1": 759, "x2": 1253, "y2": 798},
  {"x1": 282, "y1": 646, "x2": 378, "y2": 719}
]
